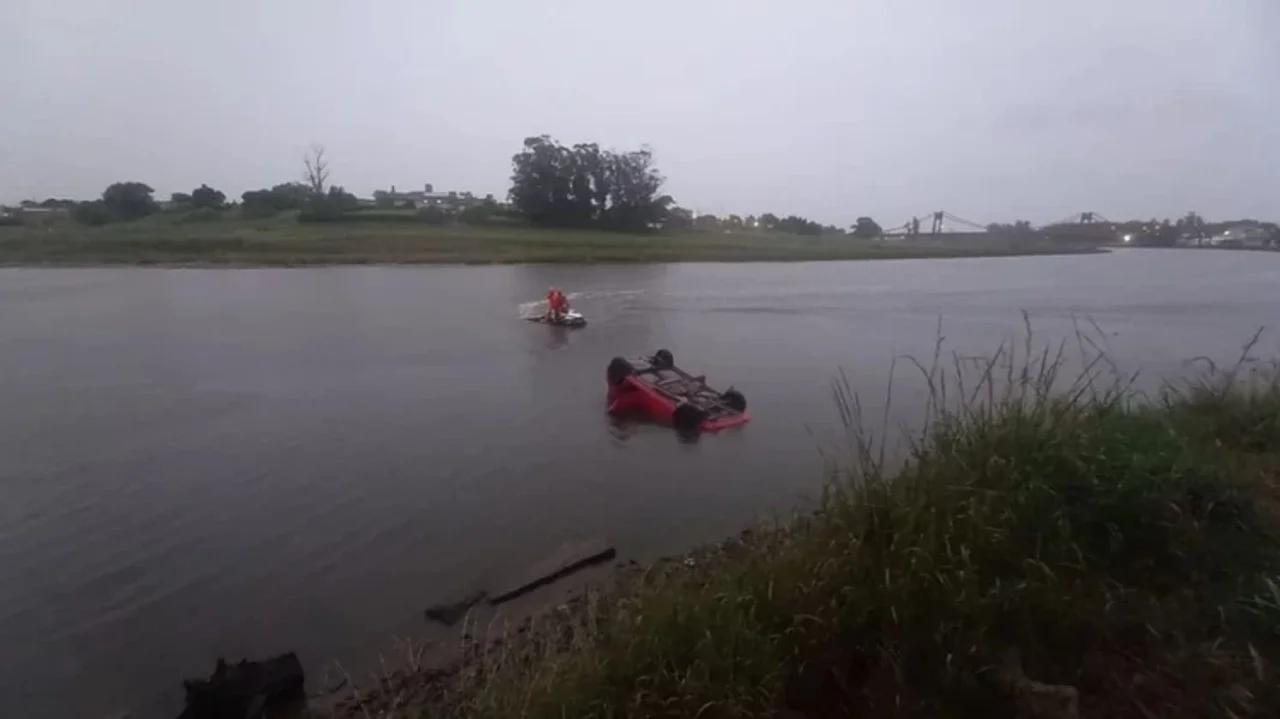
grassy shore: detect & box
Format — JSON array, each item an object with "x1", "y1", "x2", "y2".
[
  {"x1": 333, "y1": 332, "x2": 1280, "y2": 719},
  {"x1": 0, "y1": 213, "x2": 1100, "y2": 266}
]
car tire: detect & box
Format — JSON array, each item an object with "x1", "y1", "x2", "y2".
[
  {"x1": 607, "y1": 357, "x2": 634, "y2": 385},
  {"x1": 721, "y1": 389, "x2": 747, "y2": 413},
  {"x1": 672, "y1": 402, "x2": 706, "y2": 433},
  {"x1": 653, "y1": 349, "x2": 674, "y2": 369}
]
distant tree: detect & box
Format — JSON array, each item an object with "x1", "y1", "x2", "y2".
[
  {"x1": 269, "y1": 183, "x2": 310, "y2": 210},
  {"x1": 190, "y1": 184, "x2": 226, "y2": 210},
  {"x1": 417, "y1": 205, "x2": 448, "y2": 225},
  {"x1": 508, "y1": 135, "x2": 674, "y2": 231},
  {"x1": 290, "y1": 147, "x2": 353, "y2": 223},
  {"x1": 298, "y1": 185, "x2": 358, "y2": 222},
  {"x1": 851, "y1": 216, "x2": 883, "y2": 239},
  {"x1": 694, "y1": 214, "x2": 722, "y2": 232},
  {"x1": 240, "y1": 189, "x2": 279, "y2": 218},
  {"x1": 72, "y1": 200, "x2": 113, "y2": 226},
  {"x1": 14, "y1": 197, "x2": 75, "y2": 210},
  {"x1": 601, "y1": 146, "x2": 672, "y2": 230},
  {"x1": 664, "y1": 207, "x2": 695, "y2": 230},
  {"x1": 1177, "y1": 211, "x2": 1207, "y2": 238},
  {"x1": 331, "y1": 186, "x2": 358, "y2": 210},
  {"x1": 725, "y1": 214, "x2": 744, "y2": 230},
  {"x1": 170, "y1": 192, "x2": 193, "y2": 207},
  {"x1": 759, "y1": 213, "x2": 779, "y2": 230},
  {"x1": 775, "y1": 215, "x2": 824, "y2": 235},
  {"x1": 986, "y1": 220, "x2": 1034, "y2": 234},
  {"x1": 303, "y1": 144, "x2": 330, "y2": 195},
  {"x1": 459, "y1": 196, "x2": 499, "y2": 225},
  {"x1": 101, "y1": 182, "x2": 158, "y2": 221},
  {"x1": 241, "y1": 189, "x2": 269, "y2": 206},
  {"x1": 319, "y1": 186, "x2": 357, "y2": 212}
]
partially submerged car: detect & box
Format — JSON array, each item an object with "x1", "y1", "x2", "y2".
[{"x1": 605, "y1": 349, "x2": 749, "y2": 433}]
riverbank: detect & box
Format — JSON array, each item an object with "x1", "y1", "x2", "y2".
[
  {"x1": 327, "y1": 336, "x2": 1280, "y2": 719},
  {"x1": 0, "y1": 216, "x2": 1101, "y2": 266}
]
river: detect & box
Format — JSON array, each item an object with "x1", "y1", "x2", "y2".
[{"x1": 2, "y1": 248, "x2": 1279, "y2": 718}]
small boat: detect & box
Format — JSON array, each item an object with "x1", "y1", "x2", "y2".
[{"x1": 526, "y1": 309, "x2": 587, "y2": 328}]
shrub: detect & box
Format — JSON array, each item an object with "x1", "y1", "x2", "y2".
[
  {"x1": 72, "y1": 201, "x2": 113, "y2": 226},
  {"x1": 240, "y1": 204, "x2": 279, "y2": 220},
  {"x1": 173, "y1": 207, "x2": 223, "y2": 224},
  {"x1": 418, "y1": 205, "x2": 449, "y2": 225}
]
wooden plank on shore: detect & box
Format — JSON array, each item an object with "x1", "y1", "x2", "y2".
[{"x1": 488, "y1": 539, "x2": 617, "y2": 605}]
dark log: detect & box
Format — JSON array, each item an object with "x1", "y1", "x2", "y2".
[
  {"x1": 424, "y1": 590, "x2": 487, "y2": 626},
  {"x1": 177, "y1": 653, "x2": 304, "y2": 719},
  {"x1": 489, "y1": 539, "x2": 616, "y2": 605}
]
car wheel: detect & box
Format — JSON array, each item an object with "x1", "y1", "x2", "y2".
[{"x1": 607, "y1": 357, "x2": 634, "y2": 385}]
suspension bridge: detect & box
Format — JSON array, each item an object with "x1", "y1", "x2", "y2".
[{"x1": 880, "y1": 210, "x2": 1117, "y2": 239}]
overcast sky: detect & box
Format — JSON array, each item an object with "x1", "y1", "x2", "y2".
[{"x1": 2, "y1": 0, "x2": 1276, "y2": 226}]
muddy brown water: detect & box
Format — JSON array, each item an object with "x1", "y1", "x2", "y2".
[{"x1": 3, "y1": 248, "x2": 1280, "y2": 718}]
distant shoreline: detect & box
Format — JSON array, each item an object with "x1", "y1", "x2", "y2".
[
  {"x1": 0, "y1": 218, "x2": 1104, "y2": 267},
  {"x1": 0, "y1": 248, "x2": 1105, "y2": 269}
]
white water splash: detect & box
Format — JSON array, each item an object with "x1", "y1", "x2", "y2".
[{"x1": 517, "y1": 300, "x2": 547, "y2": 319}]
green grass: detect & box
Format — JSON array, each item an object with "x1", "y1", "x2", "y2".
[
  {"x1": 0, "y1": 212, "x2": 1100, "y2": 266},
  {"x1": 339, "y1": 328, "x2": 1280, "y2": 719}
]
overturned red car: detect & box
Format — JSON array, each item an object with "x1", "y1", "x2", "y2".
[{"x1": 605, "y1": 349, "x2": 750, "y2": 433}]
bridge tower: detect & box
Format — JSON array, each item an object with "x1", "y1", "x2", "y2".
[{"x1": 930, "y1": 211, "x2": 944, "y2": 235}]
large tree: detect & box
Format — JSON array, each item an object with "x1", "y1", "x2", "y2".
[
  {"x1": 303, "y1": 144, "x2": 330, "y2": 195},
  {"x1": 101, "y1": 182, "x2": 158, "y2": 221},
  {"x1": 775, "y1": 215, "x2": 824, "y2": 235},
  {"x1": 269, "y1": 183, "x2": 310, "y2": 210},
  {"x1": 508, "y1": 135, "x2": 673, "y2": 231},
  {"x1": 851, "y1": 216, "x2": 884, "y2": 238},
  {"x1": 190, "y1": 184, "x2": 226, "y2": 210}
]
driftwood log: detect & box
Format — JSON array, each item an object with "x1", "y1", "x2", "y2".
[{"x1": 177, "y1": 653, "x2": 305, "y2": 719}]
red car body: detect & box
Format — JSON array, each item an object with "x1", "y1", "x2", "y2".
[{"x1": 605, "y1": 351, "x2": 750, "y2": 433}]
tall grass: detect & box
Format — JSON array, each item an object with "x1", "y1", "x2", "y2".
[{"x1": 339, "y1": 327, "x2": 1280, "y2": 719}]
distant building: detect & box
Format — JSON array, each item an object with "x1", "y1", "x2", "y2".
[
  {"x1": 1, "y1": 205, "x2": 71, "y2": 225},
  {"x1": 381, "y1": 184, "x2": 488, "y2": 209},
  {"x1": 1210, "y1": 223, "x2": 1273, "y2": 248}
]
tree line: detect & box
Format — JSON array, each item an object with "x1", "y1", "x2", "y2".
[
  {"x1": 507, "y1": 137, "x2": 881, "y2": 235},
  {"x1": 5, "y1": 136, "x2": 884, "y2": 238}
]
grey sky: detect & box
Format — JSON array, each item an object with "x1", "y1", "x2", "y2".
[{"x1": 2, "y1": 0, "x2": 1276, "y2": 226}]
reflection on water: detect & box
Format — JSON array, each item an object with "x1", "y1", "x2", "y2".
[{"x1": 2, "y1": 250, "x2": 1280, "y2": 718}]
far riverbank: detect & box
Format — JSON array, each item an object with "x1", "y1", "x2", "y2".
[{"x1": 0, "y1": 216, "x2": 1102, "y2": 266}]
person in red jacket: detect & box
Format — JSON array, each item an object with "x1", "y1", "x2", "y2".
[{"x1": 545, "y1": 287, "x2": 568, "y2": 321}]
